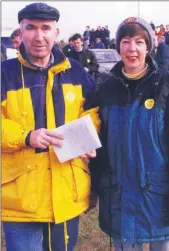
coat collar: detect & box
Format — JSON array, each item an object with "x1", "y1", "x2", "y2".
[
  {"x1": 110, "y1": 56, "x2": 158, "y2": 78},
  {"x1": 18, "y1": 43, "x2": 71, "y2": 73}
]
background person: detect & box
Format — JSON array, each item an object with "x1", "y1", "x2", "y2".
[
  {"x1": 155, "y1": 35, "x2": 169, "y2": 70},
  {"x1": 94, "y1": 38, "x2": 105, "y2": 49},
  {"x1": 62, "y1": 36, "x2": 74, "y2": 56},
  {"x1": 10, "y1": 28, "x2": 21, "y2": 50},
  {"x1": 67, "y1": 33, "x2": 99, "y2": 76}
]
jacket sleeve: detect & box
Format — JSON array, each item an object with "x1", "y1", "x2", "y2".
[{"x1": 1, "y1": 70, "x2": 29, "y2": 153}]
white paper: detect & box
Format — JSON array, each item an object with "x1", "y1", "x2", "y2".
[{"x1": 52, "y1": 115, "x2": 102, "y2": 163}]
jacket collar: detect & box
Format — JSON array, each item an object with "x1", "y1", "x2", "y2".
[
  {"x1": 18, "y1": 43, "x2": 71, "y2": 72},
  {"x1": 110, "y1": 56, "x2": 158, "y2": 78}
]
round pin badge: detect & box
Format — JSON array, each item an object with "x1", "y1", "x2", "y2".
[
  {"x1": 66, "y1": 91, "x2": 76, "y2": 101},
  {"x1": 144, "y1": 99, "x2": 155, "y2": 109}
]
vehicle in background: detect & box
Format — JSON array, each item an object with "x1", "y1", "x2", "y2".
[
  {"x1": 90, "y1": 48, "x2": 121, "y2": 74},
  {"x1": 90, "y1": 49, "x2": 121, "y2": 89}
]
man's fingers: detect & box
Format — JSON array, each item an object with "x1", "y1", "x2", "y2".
[
  {"x1": 36, "y1": 141, "x2": 49, "y2": 149},
  {"x1": 39, "y1": 139, "x2": 51, "y2": 148},
  {"x1": 41, "y1": 134, "x2": 62, "y2": 147},
  {"x1": 29, "y1": 129, "x2": 64, "y2": 149},
  {"x1": 80, "y1": 150, "x2": 96, "y2": 160},
  {"x1": 87, "y1": 150, "x2": 96, "y2": 158},
  {"x1": 46, "y1": 130, "x2": 64, "y2": 140}
]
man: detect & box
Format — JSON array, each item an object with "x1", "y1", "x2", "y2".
[
  {"x1": 109, "y1": 38, "x2": 116, "y2": 49},
  {"x1": 67, "y1": 33, "x2": 99, "y2": 76},
  {"x1": 10, "y1": 28, "x2": 21, "y2": 50},
  {"x1": 1, "y1": 3, "x2": 99, "y2": 251},
  {"x1": 83, "y1": 25, "x2": 91, "y2": 41},
  {"x1": 155, "y1": 35, "x2": 169, "y2": 70},
  {"x1": 102, "y1": 25, "x2": 110, "y2": 49},
  {"x1": 67, "y1": 33, "x2": 100, "y2": 90},
  {"x1": 94, "y1": 38, "x2": 105, "y2": 49},
  {"x1": 62, "y1": 36, "x2": 74, "y2": 56},
  {"x1": 91, "y1": 17, "x2": 169, "y2": 251},
  {"x1": 90, "y1": 28, "x2": 96, "y2": 48},
  {"x1": 94, "y1": 26, "x2": 102, "y2": 41}
]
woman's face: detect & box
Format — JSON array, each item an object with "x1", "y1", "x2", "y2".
[{"x1": 120, "y1": 35, "x2": 148, "y2": 74}]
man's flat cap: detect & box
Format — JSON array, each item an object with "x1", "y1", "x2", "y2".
[{"x1": 18, "y1": 2, "x2": 60, "y2": 23}]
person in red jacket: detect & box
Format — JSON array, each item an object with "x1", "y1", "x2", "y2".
[{"x1": 155, "y1": 24, "x2": 165, "y2": 37}]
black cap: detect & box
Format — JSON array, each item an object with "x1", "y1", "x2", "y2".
[{"x1": 18, "y1": 2, "x2": 60, "y2": 23}]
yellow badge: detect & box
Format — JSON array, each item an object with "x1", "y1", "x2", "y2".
[
  {"x1": 144, "y1": 99, "x2": 155, "y2": 109},
  {"x1": 66, "y1": 91, "x2": 76, "y2": 101},
  {"x1": 87, "y1": 58, "x2": 90, "y2": 63}
]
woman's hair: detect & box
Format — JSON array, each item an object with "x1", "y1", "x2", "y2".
[{"x1": 118, "y1": 23, "x2": 150, "y2": 50}]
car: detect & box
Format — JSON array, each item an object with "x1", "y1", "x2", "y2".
[
  {"x1": 90, "y1": 48, "x2": 121, "y2": 74},
  {"x1": 89, "y1": 48, "x2": 121, "y2": 88}
]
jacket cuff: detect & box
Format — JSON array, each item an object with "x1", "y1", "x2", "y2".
[{"x1": 25, "y1": 131, "x2": 32, "y2": 147}]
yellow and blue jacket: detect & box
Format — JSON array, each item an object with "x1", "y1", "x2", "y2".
[{"x1": 1, "y1": 44, "x2": 100, "y2": 223}]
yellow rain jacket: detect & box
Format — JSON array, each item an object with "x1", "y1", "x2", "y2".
[{"x1": 1, "y1": 44, "x2": 100, "y2": 223}]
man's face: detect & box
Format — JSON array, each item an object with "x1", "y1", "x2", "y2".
[
  {"x1": 69, "y1": 40, "x2": 73, "y2": 47},
  {"x1": 157, "y1": 37, "x2": 164, "y2": 44},
  {"x1": 73, "y1": 38, "x2": 83, "y2": 51},
  {"x1": 12, "y1": 36, "x2": 21, "y2": 51},
  {"x1": 19, "y1": 19, "x2": 58, "y2": 60},
  {"x1": 120, "y1": 35, "x2": 148, "y2": 74}
]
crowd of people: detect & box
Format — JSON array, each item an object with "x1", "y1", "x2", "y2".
[
  {"x1": 2, "y1": 21, "x2": 169, "y2": 71},
  {"x1": 1, "y1": 2, "x2": 169, "y2": 251},
  {"x1": 62, "y1": 22, "x2": 169, "y2": 51}
]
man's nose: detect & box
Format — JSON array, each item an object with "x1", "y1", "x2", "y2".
[{"x1": 34, "y1": 30, "x2": 44, "y2": 41}]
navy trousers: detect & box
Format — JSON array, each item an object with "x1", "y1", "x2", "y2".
[{"x1": 3, "y1": 216, "x2": 79, "y2": 251}]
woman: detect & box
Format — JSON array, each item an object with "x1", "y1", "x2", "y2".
[{"x1": 91, "y1": 17, "x2": 169, "y2": 251}]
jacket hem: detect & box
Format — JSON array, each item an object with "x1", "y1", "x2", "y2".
[{"x1": 99, "y1": 225, "x2": 169, "y2": 244}]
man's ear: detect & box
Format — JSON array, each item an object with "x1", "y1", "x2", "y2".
[
  {"x1": 18, "y1": 28, "x2": 22, "y2": 40},
  {"x1": 56, "y1": 28, "x2": 59, "y2": 37}
]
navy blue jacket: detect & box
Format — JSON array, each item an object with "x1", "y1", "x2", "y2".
[
  {"x1": 155, "y1": 42, "x2": 169, "y2": 70},
  {"x1": 91, "y1": 57, "x2": 169, "y2": 243},
  {"x1": 94, "y1": 42, "x2": 105, "y2": 49}
]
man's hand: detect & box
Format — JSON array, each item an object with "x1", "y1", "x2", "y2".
[
  {"x1": 80, "y1": 150, "x2": 96, "y2": 163},
  {"x1": 29, "y1": 128, "x2": 64, "y2": 149}
]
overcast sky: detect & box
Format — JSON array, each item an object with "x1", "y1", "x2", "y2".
[{"x1": 1, "y1": 1, "x2": 169, "y2": 40}]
